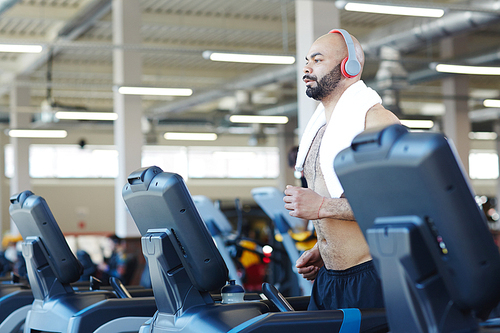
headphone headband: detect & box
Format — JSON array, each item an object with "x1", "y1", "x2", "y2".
[{"x1": 328, "y1": 29, "x2": 361, "y2": 78}]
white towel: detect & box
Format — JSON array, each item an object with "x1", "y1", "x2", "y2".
[{"x1": 295, "y1": 80, "x2": 382, "y2": 198}]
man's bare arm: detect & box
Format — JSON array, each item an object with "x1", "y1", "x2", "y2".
[
  {"x1": 318, "y1": 194, "x2": 355, "y2": 221},
  {"x1": 283, "y1": 186, "x2": 355, "y2": 221},
  {"x1": 296, "y1": 242, "x2": 323, "y2": 281},
  {"x1": 365, "y1": 104, "x2": 400, "y2": 129}
]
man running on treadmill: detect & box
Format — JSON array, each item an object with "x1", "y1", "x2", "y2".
[{"x1": 283, "y1": 30, "x2": 400, "y2": 310}]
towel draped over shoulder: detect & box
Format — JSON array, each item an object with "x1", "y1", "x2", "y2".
[{"x1": 295, "y1": 81, "x2": 382, "y2": 198}]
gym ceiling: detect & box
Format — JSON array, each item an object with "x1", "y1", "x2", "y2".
[{"x1": 0, "y1": 0, "x2": 498, "y2": 135}]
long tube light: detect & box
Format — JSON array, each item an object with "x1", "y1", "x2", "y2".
[
  {"x1": 55, "y1": 111, "x2": 118, "y2": 121},
  {"x1": 118, "y1": 86, "x2": 193, "y2": 96},
  {"x1": 229, "y1": 115, "x2": 289, "y2": 124},
  {"x1": 164, "y1": 132, "x2": 218, "y2": 141},
  {"x1": 433, "y1": 63, "x2": 500, "y2": 75},
  {"x1": 468, "y1": 132, "x2": 498, "y2": 140},
  {"x1": 203, "y1": 51, "x2": 295, "y2": 65},
  {"x1": 7, "y1": 129, "x2": 68, "y2": 138},
  {"x1": 340, "y1": 2, "x2": 444, "y2": 17},
  {"x1": 400, "y1": 119, "x2": 434, "y2": 129},
  {"x1": 484, "y1": 99, "x2": 500, "y2": 108},
  {"x1": 0, "y1": 44, "x2": 43, "y2": 53}
]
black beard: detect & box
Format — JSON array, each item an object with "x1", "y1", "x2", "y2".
[{"x1": 305, "y1": 64, "x2": 342, "y2": 101}]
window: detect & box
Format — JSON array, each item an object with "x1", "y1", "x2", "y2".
[
  {"x1": 5, "y1": 144, "x2": 279, "y2": 179},
  {"x1": 142, "y1": 146, "x2": 188, "y2": 179},
  {"x1": 188, "y1": 147, "x2": 279, "y2": 178},
  {"x1": 6, "y1": 144, "x2": 119, "y2": 179},
  {"x1": 469, "y1": 150, "x2": 499, "y2": 180}
]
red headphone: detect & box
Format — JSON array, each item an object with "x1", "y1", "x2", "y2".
[{"x1": 329, "y1": 29, "x2": 361, "y2": 78}]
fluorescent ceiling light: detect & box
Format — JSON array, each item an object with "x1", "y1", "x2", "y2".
[
  {"x1": 7, "y1": 129, "x2": 68, "y2": 138},
  {"x1": 400, "y1": 119, "x2": 434, "y2": 129},
  {"x1": 343, "y1": 2, "x2": 444, "y2": 17},
  {"x1": 433, "y1": 63, "x2": 500, "y2": 75},
  {"x1": 484, "y1": 99, "x2": 500, "y2": 108},
  {"x1": 0, "y1": 44, "x2": 43, "y2": 53},
  {"x1": 203, "y1": 51, "x2": 295, "y2": 64},
  {"x1": 212, "y1": 151, "x2": 256, "y2": 158},
  {"x1": 468, "y1": 132, "x2": 498, "y2": 140},
  {"x1": 55, "y1": 111, "x2": 118, "y2": 121},
  {"x1": 118, "y1": 86, "x2": 193, "y2": 96},
  {"x1": 229, "y1": 115, "x2": 289, "y2": 124},
  {"x1": 164, "y1": 132, "x2": 218, "y2": 141}
]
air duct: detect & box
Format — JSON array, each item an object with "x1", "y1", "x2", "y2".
[
  {"x1": 147, "y1": 64, "x2": 296, "y2": 116},
  {"x1": 0, "y1": 0, "x2": 19, "y2": 15},
  {"x1": 15, "y1": 0, "x2": 112, "y2": 79},
  {"x1": 469, "y1": 108, "x2": 500, "y2": 123},
  {"x1": 405, "y1": 46, "x2": 500, "y2": 85},
  {"x1": 58, "y1": 0, "x2": 112, "y2": 40},
  {"x1": 361, "y1": 1, "x2": 500, "y2": 55}
]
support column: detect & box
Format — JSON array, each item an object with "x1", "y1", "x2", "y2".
[
  {"x1": 495, "y1": 122, "x2": 500, "y2": 206},
  {"x1": 295, "y1": 0, "x2": 339, "y2": 139},
  {"x1": 0, "y1": 130, "x2": 7, "y2": 241},
  {"x1": 441, "y1": 36, "x2": 470, "y2": 174},
  {"x1": 113, "y1": 0, "x2": 142, "y2": 237},
  {"x1": 9, "y1": 80, "x2": 31, "y2": 234}
]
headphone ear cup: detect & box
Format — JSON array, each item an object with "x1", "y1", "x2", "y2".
[
  {"x1": 340, "y1": 57, "x2": 351, "y2": 78},
  {"x1": 341, "y1": 57, "x2": 361, "y2": 78}
]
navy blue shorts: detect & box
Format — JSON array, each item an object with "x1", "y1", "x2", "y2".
[{"x1": 308, "y1": 260, "x2": 384, "y2": 310}]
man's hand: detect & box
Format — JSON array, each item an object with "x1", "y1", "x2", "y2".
[
  {"x1": 296, "y1": 244, "x2": 323, "y2": 281},
  {"x1": 283, "y1": 185, "x2": 324, "y2": 220}
]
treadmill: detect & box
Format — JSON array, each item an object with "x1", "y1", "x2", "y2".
[
  {"x1": 192, "y1": 195, "x2": 242, "y2": 285},
  {"x1": 0, "y1": 275, "x2": 33, "y2": 333},
  {"x1": 334, "y1": 124, "x2": 500, "y2": 332},
  {"x1": 251, "y1": 187, "x2": 313, "y2": 296},
  {"x1": 9, "y1": 191, "x2": 157, "y2": 333},
  {"x1": 122, "y1": 166, "x2": 388, "y2": 333}
]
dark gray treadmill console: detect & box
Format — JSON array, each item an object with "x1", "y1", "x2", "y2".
[{"x1": 335, "y1": 124, "x2": 500, "y2": 332}]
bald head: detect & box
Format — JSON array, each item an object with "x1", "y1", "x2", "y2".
[{"x1": 314, "y1": 31, "x2": 365, "y2": 73}]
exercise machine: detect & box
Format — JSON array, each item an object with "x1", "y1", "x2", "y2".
[
  {"x1": 0, "y1": 275, "x2": 33, "y2": 333},
  {"x1": 192, "y1": 195, "x2": 242, "y2": 285},
  {"x1": 122, "y1": 166, "x2": 388, "y2": 332},
  {"x1": 335, "y1": 124, "x2": 500, "y2": 332},
  {"x1": 9, "y1": 191, "x2": 157, "y2": 333},
  {"x1": 251, "y1": 187, "x2": 313, "y2": 296}
]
